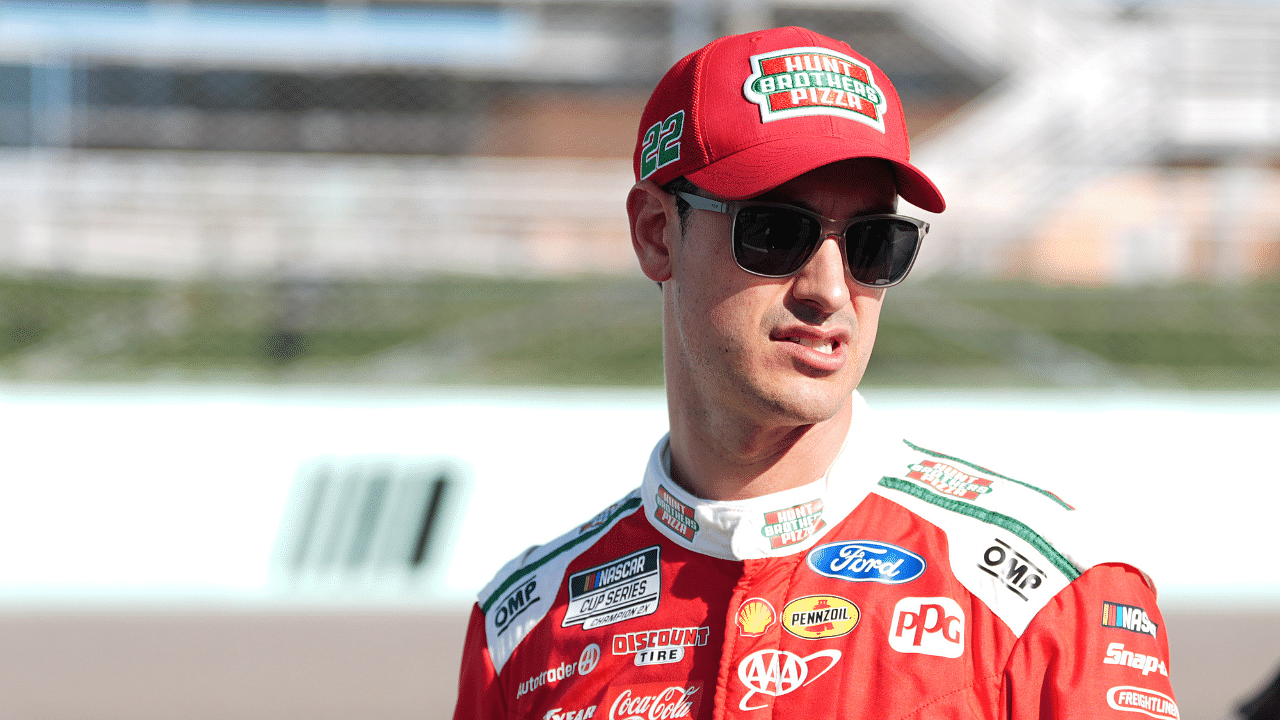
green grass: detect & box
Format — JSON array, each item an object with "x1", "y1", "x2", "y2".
[{"x1": 2, "y1": 273, "x2": 1278, "y2": 388}]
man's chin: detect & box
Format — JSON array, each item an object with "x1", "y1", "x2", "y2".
[{"x1": 752, "y1": 379, "x2": 855, "y2": 427}]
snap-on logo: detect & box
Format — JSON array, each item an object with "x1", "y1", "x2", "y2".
[
  {"x1": 806, "y1": 540, "x2": 925, "y2": 584},
  {"x1": 1104, "y1": 643, "x2": 1168, "y2": 677},
  {"x1": 888, "y1": 597, "x2": 964, "y2": 658}
]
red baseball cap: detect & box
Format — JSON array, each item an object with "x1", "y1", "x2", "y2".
[{"x1": 633, "y1": 26, "x2": 945, "y2": 213}]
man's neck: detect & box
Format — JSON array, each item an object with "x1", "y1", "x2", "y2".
[{"x1": 666, "y1": 397, "x2": 853, "y2": 501}]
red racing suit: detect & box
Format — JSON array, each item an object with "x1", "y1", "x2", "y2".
[{"x1": 453, "y1": 395, "x2": 1178, "y2": 720}]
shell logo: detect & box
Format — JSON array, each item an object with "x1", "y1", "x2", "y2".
[
  {"x1": 782, "y1": 595, "x2": 860, "y2": 639},
  {"x1": 736, "y1": 598, "x2": 777, "y2": 637}
]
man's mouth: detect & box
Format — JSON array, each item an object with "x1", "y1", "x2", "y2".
[{"x1": 785, "y1": 336, "x2": 837, "y2": 355}]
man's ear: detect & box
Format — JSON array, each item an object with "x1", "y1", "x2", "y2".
[{"x1": 627, "y1": 180, "x2": 677, "y2": 283}]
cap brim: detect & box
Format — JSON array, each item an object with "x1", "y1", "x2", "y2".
[{"x1": 685, "y1": 138, "x2": 946, "y2": 214}]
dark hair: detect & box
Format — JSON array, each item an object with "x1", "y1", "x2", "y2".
[{"x1": 661, "y1": 176, "x2": 700, "y2": 235}]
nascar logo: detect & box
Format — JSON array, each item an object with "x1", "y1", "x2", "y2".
[{"x1": 1102, "y1": 601, "x2": 1159, "y2": 638}]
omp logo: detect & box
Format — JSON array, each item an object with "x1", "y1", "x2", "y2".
[
  {"x1": 612, "y1": 626, "x2": 709, "y2": 667},
  {"x1": 1104, "y1": 643, "x2": 1169, "y2": 677},
  {"x1": 905, "y1": 460, "x2": 993, "y2": 501},
  {"x1": 806, "y1": 540, "x2": 925, "y2": 584},
  {"x1": 1106, "y1": 686, "x2": 1180, "y2": 719},
  {"x1": 889, "y1": 597, "x2": 965, "y2": 658},
  {"x1": 654, "y1": 485, "x2": 699, "y2": 541},
  {"x1": 562, "y1": 546, "x2": 661, "y2": 630},
  {"x1": 606, "y1": 683, "x2": 701, "y2": 720},
  {"x1": 577, "y1": 643, "x2": 601, "y2": 675},
  {"x1": 735, "y1": 649, "x2": 842, "y2": 711},
  {"x1": 492, "y1": 578, "x2": 540, "y2": 635},
  {"x1": 978, "y1": 538, "x2": 1045, "y2": 601},
  {"x1": 736, "y1": 598, "x2": 776, "y2": 637},
  {"x1": 782, "y1": 595, "x2": 859, "y2": 640},
  {"x1": 741, "y1": 47, "x2": 886, "y2": 131},
  {"x1": 545, "y1": 707, "x2": 596, "y2": 720},
  {"x1": 1103, "y1": 601, "x2": 1159, "y2": 638},
  {"x1": 761, "y1": 499, "x2": 825, "y2": 549}
]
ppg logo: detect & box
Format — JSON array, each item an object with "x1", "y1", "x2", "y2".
[{"x1": 888, "y1": 597, "x2": 964, "y2": 658}]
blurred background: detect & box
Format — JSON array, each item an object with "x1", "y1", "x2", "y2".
[{"x1": 0, "y1": 0, "x2": 1278, "y2": 718}]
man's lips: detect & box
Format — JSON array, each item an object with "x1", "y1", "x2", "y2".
[
  {"x1": 771, "y1": 328, "x2": 851, "y2": 368},
  {"x1": 782, "y1": 335, "x2": 837, "y2": 355}
]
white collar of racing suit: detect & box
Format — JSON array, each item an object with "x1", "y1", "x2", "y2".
[{"x1": 640, "y1": 391, "x2": 899, "y2": 561}]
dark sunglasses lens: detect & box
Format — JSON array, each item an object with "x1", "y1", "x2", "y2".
[
  {"x1": 733, "y1": 207, "x2": 821, "y2": 277},
  {"x1": 846, "y1": 218, "x2": 921, "y2": 286}
]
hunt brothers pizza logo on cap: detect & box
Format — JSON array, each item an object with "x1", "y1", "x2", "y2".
[
  {"x1": 655, "y1": 485, "x2": 699, "y2": 542},
  {"x1": 742, "y1": 46, "x2": 887, "y2": 131},
  {"x1": 761, "y1": 499, "x2": 825, "y2": 549},
  {"x1": 905, "y1": 460, "x2": 993, "y2": 501}
]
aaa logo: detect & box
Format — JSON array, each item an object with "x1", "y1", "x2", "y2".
[{"x1": 735, "y1": 649, "x2": 841, "y2": 711}]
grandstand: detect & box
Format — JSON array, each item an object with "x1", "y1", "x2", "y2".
[{"x1": 2, "y1": 0, "x2": 1275, "y2": 282}]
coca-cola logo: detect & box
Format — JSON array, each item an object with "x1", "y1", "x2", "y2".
[
  {"x1": 607, "y1": 683, "x2": 702, "y2": 720},
  {"x1": 735, "y1": 649, "x2": 841, "y2": 711}
]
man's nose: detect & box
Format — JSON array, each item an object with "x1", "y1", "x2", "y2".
[{"x1": 789, "y1": 234, "x2": 850, "y2": 314}]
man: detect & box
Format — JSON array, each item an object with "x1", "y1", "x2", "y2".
[{"x1": 454, "y1": 26, "x2": 1177, "y2": 719}]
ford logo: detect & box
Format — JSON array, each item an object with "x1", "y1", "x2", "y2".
[{"x1": 806, "y1": 540, "x2": 925, "y2": 584}]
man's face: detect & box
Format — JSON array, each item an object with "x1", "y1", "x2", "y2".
[{"x1": 663, "y1": 158, "x2": 898, "y2": 428}]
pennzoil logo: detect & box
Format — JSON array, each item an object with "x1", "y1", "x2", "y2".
[
  {"x1": 742, "y1": 46, "x2": 887, "y2": 131},
  {"x1": 905, "y1": 460, "x2": 993, "y2": 501},
  {"x1": 654, "y1": 485, "x2": 699, "y2": 541},
  {"x1": 782, "y1": 595, "x2": 860, "y2": 639},
  {"x1": 736, "y1": 597, "x2": 777, "y2": 637},
  {"x1": 761, "y1": 499, "x2": 825, "y2": 549}
]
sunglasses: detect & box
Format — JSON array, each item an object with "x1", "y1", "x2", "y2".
[{"x1": 673, "y1": 191, "x2": 928, "y2": 288}]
